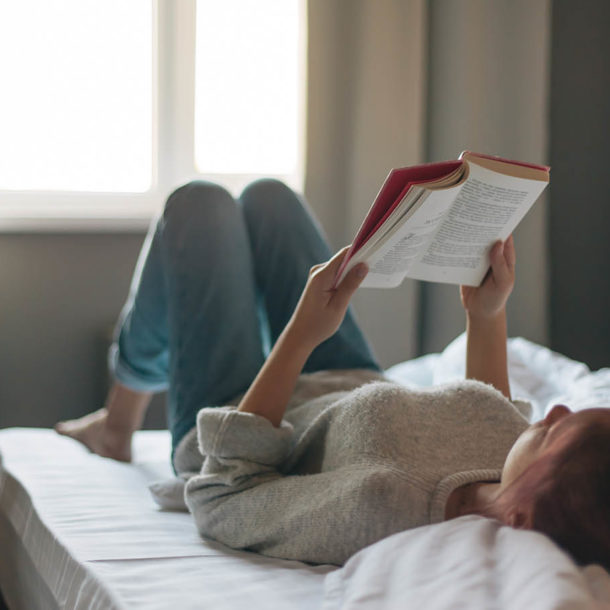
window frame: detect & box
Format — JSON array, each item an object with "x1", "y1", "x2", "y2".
[{"x1": 0, "y1": 0, "x2": 306, "y2": 232}]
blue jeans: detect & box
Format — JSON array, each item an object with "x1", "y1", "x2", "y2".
[{"x1": 109, "y1": 179, "x2": 380, "y2": 453}]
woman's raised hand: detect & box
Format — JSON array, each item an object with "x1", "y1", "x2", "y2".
[
  {"x1": 460, "y1": 236, "x2": 516, "y2": 320},
  {"x1": 287, "y1": 247, "x2": 368, "y2": 351},
  {"x1": 237, "y1": 248, "x2": 367, "y2": 427}
]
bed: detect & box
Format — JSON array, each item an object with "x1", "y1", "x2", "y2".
[{"x1": 1, "y1": 334, "x2": 609, "y2": 610}]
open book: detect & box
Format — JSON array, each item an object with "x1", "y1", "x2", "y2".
[{"x1": 334, "y1": 151, "x2": 549, "y2": 288}]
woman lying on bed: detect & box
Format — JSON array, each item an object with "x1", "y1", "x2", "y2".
[{"x1": 56, "y1": 180, "x2": 610, "y2": 569}]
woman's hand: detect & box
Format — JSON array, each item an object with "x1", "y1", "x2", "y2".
[
  {"x1": 237, "y1": 248, "x2": 367, "y2": 427},
  {"x1": 286, "y1": 247, "x2": 368, "y2": 351},
  {"x1": 460, "y1": 236, "x2": 516, "y2": 320}
]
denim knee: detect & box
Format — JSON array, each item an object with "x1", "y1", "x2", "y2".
[
  {"x1": 239, "y1": 179, "x2": 304, "y2": 227},
  {"x1": 164, "y1": 180, "x2": 236, "y2": 229}
]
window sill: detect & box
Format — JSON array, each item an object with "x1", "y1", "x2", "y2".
[
  {"x1": 0, "y1": 213, "x2": 154, "y2": 233},
  {"x1": 0, "y1": 188, "x2": 164, "y2": 232},
  {"x1": 0, "y1": 172, "x2": 302, "y2": 233}
]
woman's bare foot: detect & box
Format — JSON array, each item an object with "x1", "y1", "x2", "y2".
[{"x1": 55, "y1": 408, "x2": 133, "y2": 462}]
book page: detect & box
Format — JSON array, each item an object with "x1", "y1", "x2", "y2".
[
  {"x1": 351, "y1": 185, "x2": 462, "y2": 288},
  {"x1": 336, "y1": 188, "x2": 427, "y2": 287},
  {"x1": 406, "y1": 161, "x2": 548, "y2": 285},
  {"x1": 336, "y1": 167, "x2": 466, "y2": 287},
  {"x1": 333, "y1": 162, "x2": 464, "y2": 286},
  {"x1": 373, "y1": 166, "x2": 464, "y2": 240}
]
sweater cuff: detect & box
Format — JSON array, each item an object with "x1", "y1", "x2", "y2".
[
  {"x1": 511, "y1": 398, "x2": 533, "y2": 421},
  {"x1": 196, "y1": 407, "x2": 294, "y2": 466}
]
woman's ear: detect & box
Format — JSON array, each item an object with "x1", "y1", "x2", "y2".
[{"x1": 506, "y1": 507, "x2": 533, "y2": 529}]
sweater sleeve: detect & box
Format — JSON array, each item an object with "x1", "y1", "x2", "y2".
[{"x1": 184, "y1": 406, "x2": 397, "y2": 566}]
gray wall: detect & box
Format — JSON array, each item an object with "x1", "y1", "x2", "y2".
[
  {"x1": 0, "y1": 233, "x2": 167, "y2": 429},
  {"x1": 549, "y1": 0, "x2": 610, "y2": 370}
]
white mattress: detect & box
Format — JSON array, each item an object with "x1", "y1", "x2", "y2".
[{"x1": 1, "y1": 335, "x2": 609, "y2": 609}]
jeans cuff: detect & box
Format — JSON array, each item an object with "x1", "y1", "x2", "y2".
[{"x1": 108, "y1": 344, "x2": 169, "y2": 393}]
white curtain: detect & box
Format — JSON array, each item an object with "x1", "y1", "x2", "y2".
[{"x1": 305, "y1": 0, "x2": 551, "y2": 367}]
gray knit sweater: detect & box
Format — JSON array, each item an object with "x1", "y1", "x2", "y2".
[{"x1": 156, "y1": 370, "x2": 530, "y2": 566}]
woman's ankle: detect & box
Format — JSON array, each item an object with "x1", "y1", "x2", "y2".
[{"x1": 104, "y1": 383, "x2": 153, "y2": 433}]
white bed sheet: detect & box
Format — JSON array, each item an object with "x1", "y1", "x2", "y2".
[
  {"x1": 0, "y1": 430, "x2": 332, "y2": 610},
  {"x1": 1, "y1": 336, "x2": 609, "y2": 609}
]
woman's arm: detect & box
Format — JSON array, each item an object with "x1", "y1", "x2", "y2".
[
  {"x1": 237, "y1": 247, "x2": 368, "y2": 427},
  {"x1": 465, "y1": 312, "x2": 510, "y2": 399},
  {"x1": 460, "y1": 237, "x2": 516, "y2": 399}
]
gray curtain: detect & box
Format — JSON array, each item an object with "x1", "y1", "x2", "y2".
[
  {"x1": 305, "y1": 0, "x2": 551, "y2": 367},
  {"x1": 422, "y1": 0, "x2": 551, "y2": 354},
  {"x1": 305, "y1": 0, "x2": 428, "y2": 367}
]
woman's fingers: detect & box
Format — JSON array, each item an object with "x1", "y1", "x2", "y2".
[
  {"x1": 489, "y1": 240, "x2": 512, "y2": 288},
  {"x1": 504, "y1": 234, "x2": 516, "y2": 269},
  {"x1": 325, "y1": 246, "x2": 351, "y2": 271},
  {"x1": 332, "y1": 263, "x2": 368, "y2": 310},
  {"x1": 310, "y1": 246, "x2": 353, "y2": 285},
  {"x1": 309, "y1": 246, "x2": 349, "y2": 275}
]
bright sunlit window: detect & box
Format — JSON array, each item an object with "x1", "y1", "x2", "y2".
[
  {"x1": 0, "y1": 0, "x2": 306, "y2": 229},
  {"x1": 195, "y1": 0, "x2": 302, "y2": 177},
  {"x1": 0, "y1": 0, "x2": 153, "y2": 193}
]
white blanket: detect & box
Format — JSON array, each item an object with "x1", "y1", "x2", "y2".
[{"x1": 387, "y1": 333, "x2": 610, "y2": 420}]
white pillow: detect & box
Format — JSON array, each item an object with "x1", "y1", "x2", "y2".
[{"x1": 322, "y1": 515, "x2": 609, "y2": 610}]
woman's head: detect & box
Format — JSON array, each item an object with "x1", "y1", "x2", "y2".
[{"x1": 487, "y1": 406, "x2": 610, "y2": 568}]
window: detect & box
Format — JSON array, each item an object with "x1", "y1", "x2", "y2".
[
  {"x1": 195, "y1": 0, "x2": 302, "y2": 178},
  {"x1": 0, "y1": 0, "x2": 306, "y2": 230}
]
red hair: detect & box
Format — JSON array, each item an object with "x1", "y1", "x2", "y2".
[{"x1": 483, "y1": 420, "x2": 610, "y2": 569}]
